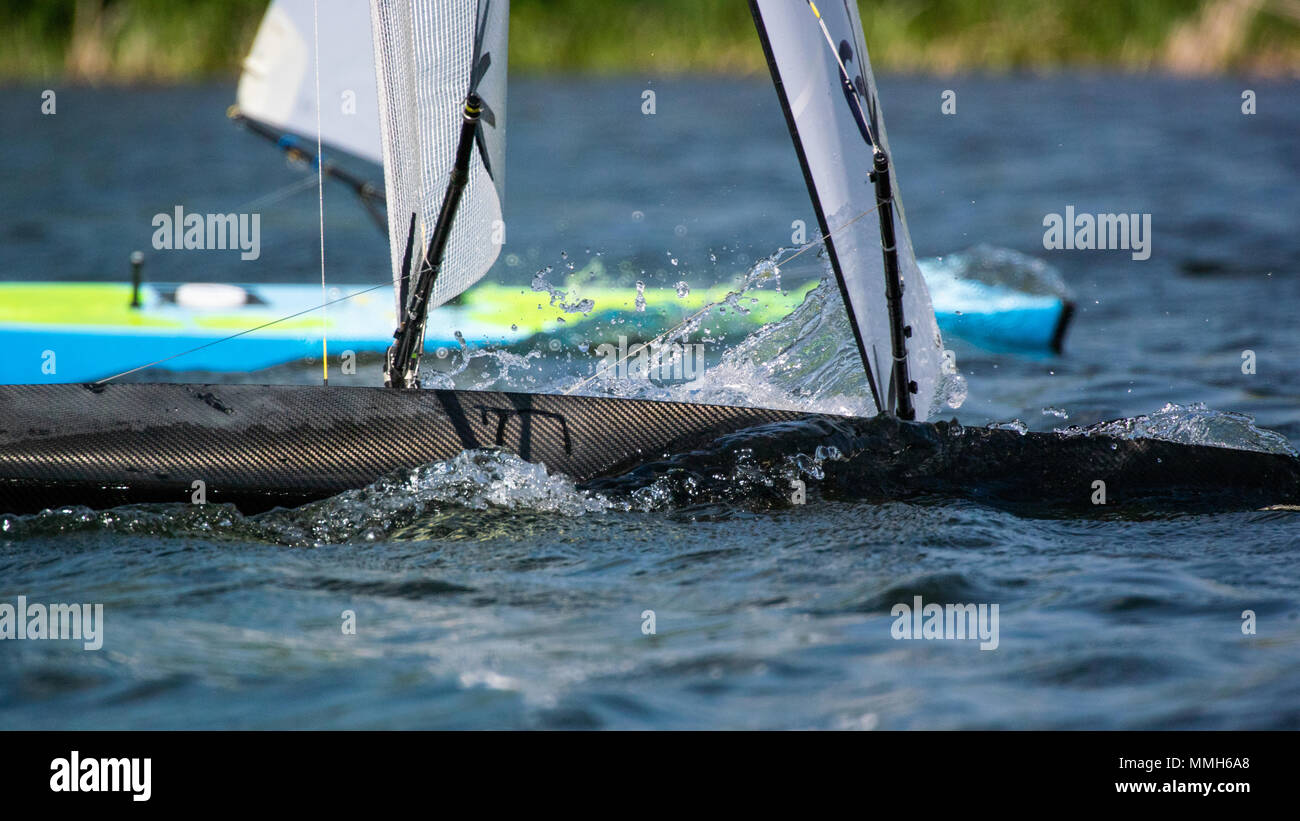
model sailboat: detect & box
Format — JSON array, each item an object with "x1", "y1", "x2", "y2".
[
  {"x1": 0, "y1": 0, "x2": 1073, "y2": 388},
  {"x1": 0, "y1": 0, "x2": 835, "y2": 513},
  {"x1": 0, "y1": 0, "x2": 1292, "y2": 516},
  {"x1": 229, "y1": 0, "x2": 1072, "y2": 356}
]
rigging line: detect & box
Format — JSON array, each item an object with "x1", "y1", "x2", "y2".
[
  {"x1": 235, "y1": 173, "x2": 321, "y2": 213},
  {"x1": 313, "y1": 0, "x2": 329, "y2": 386},
  {"x1": 562, "y1": 204, "x2": 881, "y2": 396},
  {"x1": 90, "y1": 281, "x2": 397, "y2": 386},
  {"x1": 94, "y1": 210, "x2": 883, "y2": 392},
  {"x1": 804, "y1": 0, "x2": 879, "y2": 149},
  {"x1": 228, "y1": 107, "x2": 388, "y2": 233},
  {"x1": 92, "y1": 206, "x2": 879, "y2": 391},
  {"x1": 152, "y1": 152, "x2": 320, "y2": 248},
  {"x1": 777, "y1": 204, "x2": 878, "y2": 268}
]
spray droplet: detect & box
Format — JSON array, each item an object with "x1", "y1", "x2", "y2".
[
  {"x1": 989, "y1": 419, "x2": 1029, "y2": 435},
  {"x1": 530, "y1": 267, "x2": 553, "y2": 292}
]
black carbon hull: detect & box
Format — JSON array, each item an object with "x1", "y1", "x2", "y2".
[
  {"x1": 1, "y1": 383, "x2": 1297, "y2": 516},
  {"x1": 0, "y1": 384, "x2": 805, "y2": 514},
  {"x1": 590, "y1": 413, "x2": 1300, "y2": 515}
]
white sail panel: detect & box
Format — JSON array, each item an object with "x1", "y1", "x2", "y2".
[
  {"x1": 371, "y1": 0, "x2": 508, "y2": 314},
  {"x1": 751, "y1": 0, "x2": 944, "y2": 418},
  {"x1": 236, "y1": 0, "x2": 383, "y2": 163}
]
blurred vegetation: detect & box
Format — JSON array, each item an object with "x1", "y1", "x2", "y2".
[{"x1": 1, "y1": 0, "x2": 1297, "y2": 82}]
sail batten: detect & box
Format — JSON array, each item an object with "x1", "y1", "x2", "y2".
[{"x1": 750, "y1": 0, "x2": 944, "y2": 418}]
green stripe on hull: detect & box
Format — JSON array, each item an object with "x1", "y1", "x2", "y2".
[
  {"x1": 0, "y1": 283, "x2": 181, "y2": 327},
  {"x1": 0, "y1": 280, "x2": 816, "y2": 336}
]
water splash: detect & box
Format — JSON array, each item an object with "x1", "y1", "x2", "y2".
[
  {"x1": 268, "y1": 450, "x2": 612, "y2": 543},
  {"x1": 422, "y1": 249, "x2": 967, "y2": 420},
  {"x1": 0, "y1": 442, "x2": 862, "y2": 543},
  {"x1": 1056, "y1": 402, "x2": 1298, "y2": 457},
  {"x1": 936, "y1": 368, "x2": 969, "y2": 414},
  {"x1": 554, "y1": 252, "x2": 879, "y2": 414},
  {"x1": 988, "y1": 419, "x2": 1030, "y2": 435},
  {"x1": 619, "y1": 438, "x2": 850, "y2": 513},
  {"x1": 531, "y1": 264, "x2": 595, "y2": 315},
  {"x1": 1, "y1": 451, "x2": 613, "y2": 547},
  {"x1": 420, "y1": 345, "x2": 542, "y2": 391}
]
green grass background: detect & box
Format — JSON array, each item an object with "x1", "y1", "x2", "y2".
[{"x1": 1, "y1": 0, "x2": 1297, "y2": 81}]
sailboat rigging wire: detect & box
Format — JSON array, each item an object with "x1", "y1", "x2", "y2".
[
  {"x1": 89, "y1": 282, "x2": 397, "y2": 386},
  {"x1": 804, "y1": 0, "x2": 878, "y2": 149},
  {"x1": 562, "y1": 204, "x2": 881, "y2": 396},
  {"x1": 313, "y1": 0, "x2": 329, "y2": 386},
  {"x1": 235, "y1": 174, "x2": 321, "y2": 213},
  {"x1": 91, "y1": 202, "x2": 880, "y2": 390}
]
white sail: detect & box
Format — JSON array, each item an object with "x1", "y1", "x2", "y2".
[
  {"x1": 751, "y1": 0, "x2": 944, "y2": 417},
  {"x1": 236, "y1": 0, "x2": 383, "y2": 163},
  {"x1": 371, "y1": 0, "x2": 508, "y2": 314}
]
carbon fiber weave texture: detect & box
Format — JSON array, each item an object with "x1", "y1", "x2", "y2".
[{"x1": 0, "y1": 384, "x2": 809, "y2": 512}]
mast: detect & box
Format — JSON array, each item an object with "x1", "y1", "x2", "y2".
[
  {"x1": 870, "y1": 149, "x2": 916, "y2": 420},
  {"x1": 809, "y1": 0, "x2": 915, "y2": 418},
  {"x1": 385, "y1": 95, "x2": 483, "y2": 389},
  {"x1": 371, "y1": 0, "x2": 509, "y2": 388}
]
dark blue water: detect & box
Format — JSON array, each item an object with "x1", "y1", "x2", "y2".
[{"x1": 1, "y1": 75, "x2": 1299, "y2": 729}]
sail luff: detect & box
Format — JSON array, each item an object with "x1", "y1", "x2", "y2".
[
  {"x1": 749, "y1": 2, "x2": 883, "y2": 414},
  {"x1": 749, "y1": 0, "x2": 944, "y2": 418}
]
